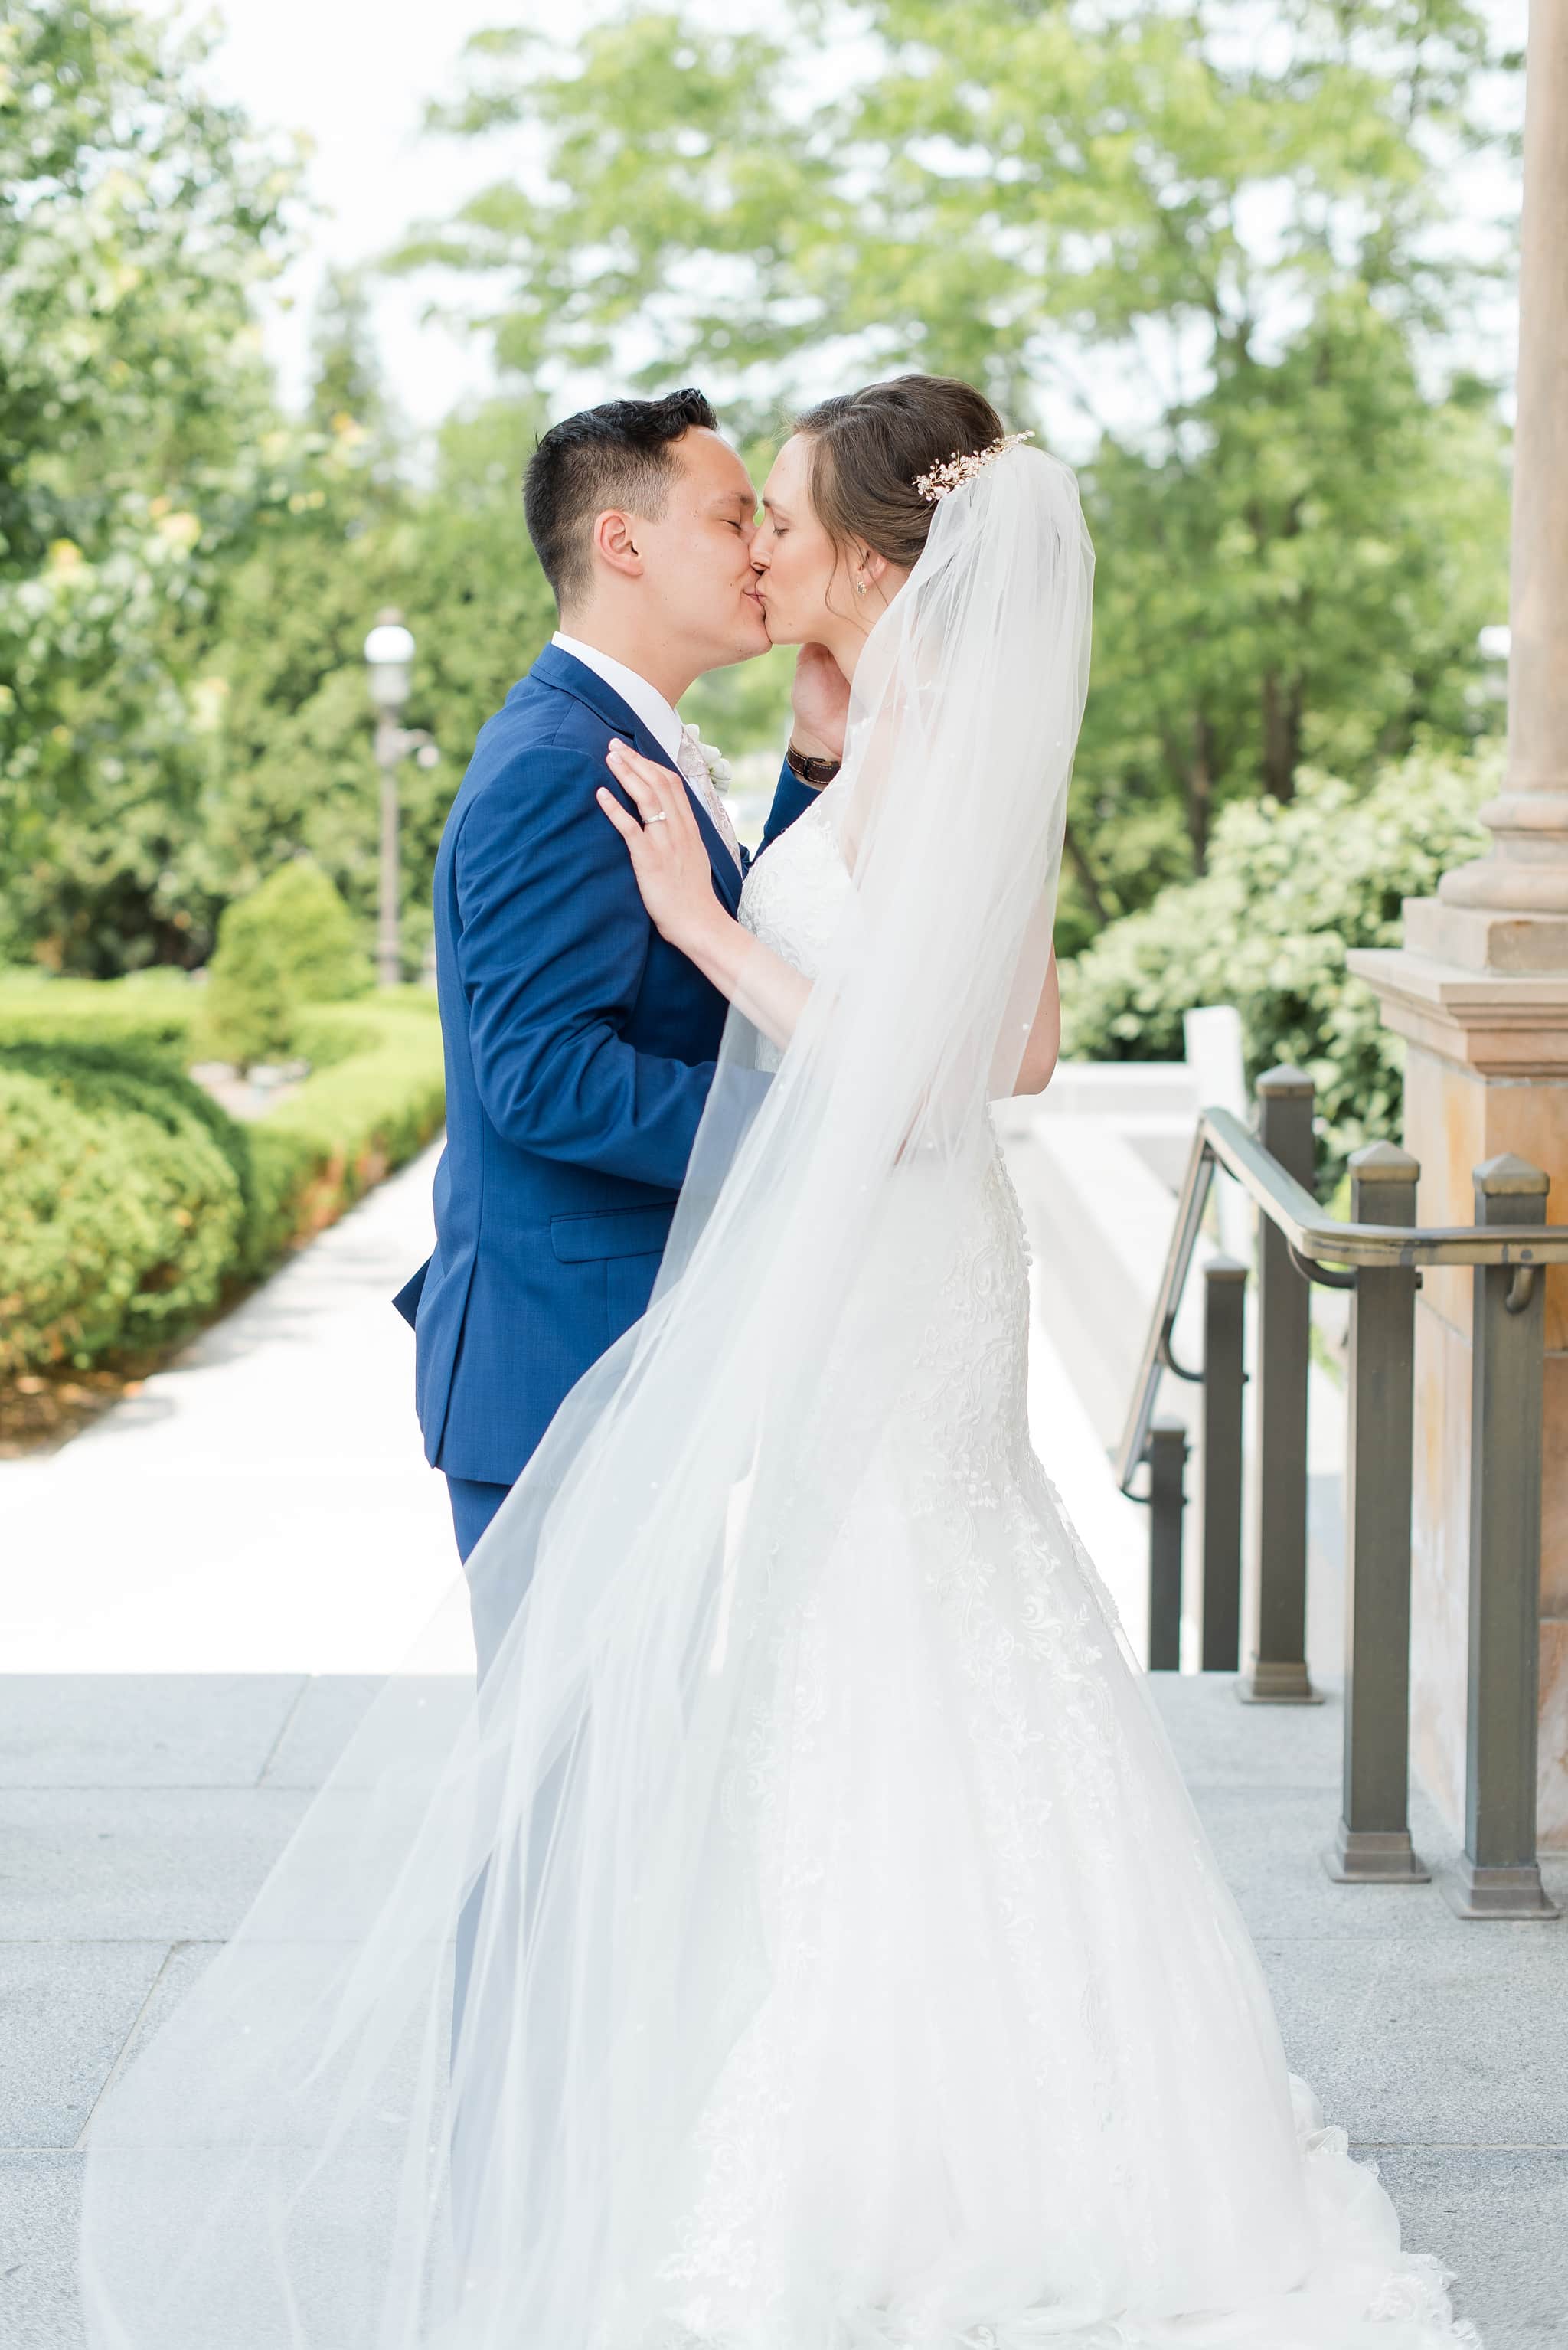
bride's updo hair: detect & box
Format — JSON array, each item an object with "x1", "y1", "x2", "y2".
[{"x1": 792, "y1": 374, "x2": 1008, "y2": 572}]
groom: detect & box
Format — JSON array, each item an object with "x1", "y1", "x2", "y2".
[{"x1": 394, "y1": 388, "x2": 842, "y2": 1674}]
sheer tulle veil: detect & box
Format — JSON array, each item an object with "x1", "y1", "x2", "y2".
[{"x1": 79, "y1": 444, "x2": 1096, "y2": 2349}]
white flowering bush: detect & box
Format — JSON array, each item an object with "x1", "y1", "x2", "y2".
[{"x1": 1058, "y1": 748, "x2": 1495, "y2": 1180}]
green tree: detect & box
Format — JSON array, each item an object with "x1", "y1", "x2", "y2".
[
  {"x1": 0, "y1": 10, "x2": 561, "y2": 979},
  {"x1": 0, "y1": 3, "x2": 296, "y2": 581},
  {"x1": 395, "y1": 0, "x2": 1516, "y2": 945},
  {"x1": 307, "y1": 267, "x2": 392, "y2": 442},
  {"x1": 0, "y1": 0, "x2": 307, "y2": 967},
  {"x1": 181, "y1": 397, "x2": 558, "y2": 973}
]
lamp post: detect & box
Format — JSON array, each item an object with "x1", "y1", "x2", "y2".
[{"x1": 364, "y1": 611, "x2": 417, "y2": 991}]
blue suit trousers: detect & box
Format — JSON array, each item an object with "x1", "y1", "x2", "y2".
[{"x1": 445, "y1": 1474, "x2": 515, "y2": 1683}]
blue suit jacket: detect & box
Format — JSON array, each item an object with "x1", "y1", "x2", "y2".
[{"x1": 394, "y1": 642, "x2": 815, "y2": 1486}]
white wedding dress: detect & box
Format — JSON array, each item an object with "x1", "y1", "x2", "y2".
[
  {"x1": 79, "y1": 446, "x2": 1481, "y2": 2350},
  {"x1": 625, "y1": 793, "x2": 1478, "y2": 2350}
]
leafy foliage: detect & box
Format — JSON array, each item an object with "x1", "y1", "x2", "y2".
[
  {"x1": 249, "y1": 860, "x2": 374, "y2": 1004},
  {"x1": 0, "y1": 1044, "x2": 248, "y2": 1372},
  {"x1": 194, "y1": 929, "x2": 294, "y2": 1071},
  {"x1": 1057, "y1": 746, "x2": 1495, "y2": 1179},
  {"x1": 249, "y1": 998, "x2": 448, "y2": 1261},
  {"x1": 0, "y1": 0, "x2": 1520, "y2": 990},
  {"x1": 188, "y1": 401, "x2": 559, "y2": 981},
  {"x1": 194, "y1": 859, "x2": 373, "y2": 1070},
  {"x1": 0, "y1": 968, "x2": 198, "y2": 1050},
  {"x1": 0, "y1": 1070, "x2": 152, "y2": 1374},
  {"x1": 398, "y1": 1, "x2": 1517, "y2": 947},
  {"x1": 0, "y1": 8, "x2": 560, "y2": 979},
  {"x1": 0, "y1": 985, "x2": 445, "y2": 1373},
  {"x1": 0, "y1": 1, "x2": 303, "y2": 960}
]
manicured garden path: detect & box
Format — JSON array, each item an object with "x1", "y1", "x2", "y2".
[{"x1": 0, "y1": 1139, "x2": 457, "y2": 1675}]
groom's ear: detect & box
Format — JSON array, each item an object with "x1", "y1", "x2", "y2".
[{"x1": 590, "y1": 508, "x2": 645, "y2": 584}]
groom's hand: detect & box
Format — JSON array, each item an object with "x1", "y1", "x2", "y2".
[{"x1": 789, "y1": 644, "x2": 850, "y2": 766}]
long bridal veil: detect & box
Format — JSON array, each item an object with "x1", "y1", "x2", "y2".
[{"x1": 79, "y1": 446, "x2": 1095, "y2": 2350}]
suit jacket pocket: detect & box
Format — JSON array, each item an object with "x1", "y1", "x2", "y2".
[{"x1": 549, "y1": 1203, "x2": 675, "y2": 1263}]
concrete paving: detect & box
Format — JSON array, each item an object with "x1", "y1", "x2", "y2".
[
  {"x1": 4, "y1": 1672, "x2": 1563, "y2": 2347},
  {"x1": 1156, "y1": 1676, "x2": 1568, "y2": 2348},
  {"x1": 0, "y1": 1142, "x2": 461, "y2": 1673},
  {"x1": 2, "y1": 1131, "x2": 1564, "y2": 2345}
]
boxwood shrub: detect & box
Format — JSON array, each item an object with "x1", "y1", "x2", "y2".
[
  {"x1": 193, "y1": 861, "x2": 374, "y2": 1070},
  {"x1": 0, "y1": 969, "x2": 198, "y2": 1053},
  {"x1": 245, "y1": 999, "x2": 447, "y2": 1269},
  {"x1": 0, "y1": 1046, "x2": 247, "y2": 1374},
  {"x1": 0, "y1": 986, "x2": 444, "y2": 1376}
]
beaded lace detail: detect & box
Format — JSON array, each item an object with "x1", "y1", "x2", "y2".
[{"x1": 733, "y1": 795, "x2": 852, "y2": 1071}]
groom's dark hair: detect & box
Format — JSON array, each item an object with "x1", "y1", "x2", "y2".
[{"x1": 524, "y1": 388, "x2": 720, "y2": 610}]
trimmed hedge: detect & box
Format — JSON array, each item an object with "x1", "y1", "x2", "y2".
[
  {"x1": 0, "y1": 1041, "x2": 253, "y2": 1375},
  {"x1": 0, "y1": 1067, "x2": 235, "y2": 1374},
  {"x1": 0, "y1": 969, "x2": 198, "y2": 1052},
  {"x1": 0, "y1": 984, "x2": 443, "y2": 1376},
  {"x1": 245, "y1": 1000, "x2": 447, "y2": 1268},
  {"x1": 1057, "y1": 747, "x2": 1494, "y2": 1181},
  {"x1": 193, "y1": 861, "x2": 374, "y2": 1070}
]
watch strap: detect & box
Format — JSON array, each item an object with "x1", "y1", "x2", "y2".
[{"x1": 786, "y1": 743, "x2": 842, "y2": 786}]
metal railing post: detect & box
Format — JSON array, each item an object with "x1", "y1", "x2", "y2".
[
  {"x1": 1146, "y1": 1416, "x2": 1187, "y2": 1671},
  {"x1": 1326, "y1": 1143, "x2": 1428, "y2": 1882},
  {"x1": 1200, "y1": 1257, "x2": 1246, "y2": 1671},
  {"x1": 1238, "y1": 1067, "x2": 1321, "y2": 1703},
  {"x1": 1446, "y1": 1154, "x2": 1560, "y2": 1920}
]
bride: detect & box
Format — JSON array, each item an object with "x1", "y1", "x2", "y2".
[{"x1": 81, "y1": 376, "x2": 1478, "y2": 2350}]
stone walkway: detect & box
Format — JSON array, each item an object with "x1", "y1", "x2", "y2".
[
  {"x1": 2, "y1": 1141, "x2": 1564, "y2": 2345},
  {"x1": 0, "y1": 1142, "x2": 458, "y2": 1673},
  {"x1": 6, "y1": 1673, "x2": 1562, "y2": 2347}
]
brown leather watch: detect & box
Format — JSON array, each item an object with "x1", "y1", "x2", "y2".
[{"x1": 786, "y1": 742, "x2": 842, "y2": 786}]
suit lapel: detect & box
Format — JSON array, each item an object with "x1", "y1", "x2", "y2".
[{"x1": 528, "y1": 644, "x2": 743, "y2": 914}]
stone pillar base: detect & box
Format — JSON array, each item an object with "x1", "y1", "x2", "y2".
[
  {"x1": 1406, "y1": 897, "x2": 1568, "y2": 977},
  {"x1": 1442, "y1": 1855, "x2": 1560, "y2": 1921},
  {"x1": 1322, "y1": 1821, "x2": 1431, "y2": 1884},
  {"x1": 1346, "y1": 934, "x2": 1568, "y2": 1846},
  {"x1": 1234, "y1": 1659, "x2": 1322, "y2": 1704}
]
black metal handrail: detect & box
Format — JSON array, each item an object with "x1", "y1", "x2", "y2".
[
  {"x1": 1118, "y1": 1110, "x2": 1568, "y2": 1494},
  {"x1": 1119, "y1": 1063, "x2": 1564, "y2": 1923}
]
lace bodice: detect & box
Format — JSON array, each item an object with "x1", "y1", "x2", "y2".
[{"x1": 738, "y1": 794, "x2": 855, "y2": 1071}]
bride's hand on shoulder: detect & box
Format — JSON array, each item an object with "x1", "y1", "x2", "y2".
[
  {"x1": 599, "y1": 737, "x2": 812, "y2": 1055},
  {"x1": 597, "y1": 740, "x2": 724, "y2": 955}
]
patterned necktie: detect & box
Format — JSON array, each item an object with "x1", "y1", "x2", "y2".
[{"x1": 676, "y1": 724, "x2": 743, "y2": 874}]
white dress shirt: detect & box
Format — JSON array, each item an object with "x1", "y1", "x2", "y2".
[
  {"x1": 551, "y1": 629, "x2": 743, "y2": 872},
  {"x1": 552, "y1": 632, "x2": 684, "y2": 768}
]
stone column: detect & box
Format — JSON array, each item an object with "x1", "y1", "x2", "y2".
[{"x1": 1348, "y1": 1, "x2": 1568, "y2": 1844}]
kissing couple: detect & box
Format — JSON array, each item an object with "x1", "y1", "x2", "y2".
[{"x1": 81, "y1": 375, "x2": 1480, "y2": 2350}]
